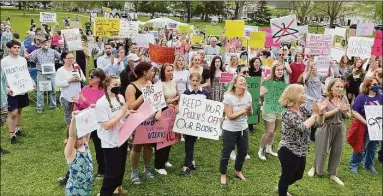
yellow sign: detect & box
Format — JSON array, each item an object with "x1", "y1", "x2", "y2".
[
  {"x1": 241, "y1": 37, "x2": 248, "y2": 48},
  {"x1": 249, "y1": 32, "x2": 266, "y2": 48},
  {"x1": 94, "y1": 17, "x2": 120, "y2": 37},
  {"x1": 225, "y1": 20, "x2": 245, "y2": 38},
  {"x1": 191, "y1": 36, "x2": 204, "y2": 45},
  {"x1": 177, "y1": 25, "x2": 191, "y2": 34},
  {"x1": 103, "y1": 7, "x2": 111, "y2": 13}
]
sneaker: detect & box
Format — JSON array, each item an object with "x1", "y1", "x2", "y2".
[
  {"x1": 16, "y1": 130, "x2": 27, "y2": 137},
  {"x1": 274, "y1": 187, "x2": 292, "y2": 196},
  {"x1": 57, "y1": 175, "x2": 68, "y2": 185},
  {"x1": 181, "y1": 137, "x2": 185, "y2": 142},
  {"x1": 181, "y1": 167, "x2": 191, "y2": 177},
  {"x1": 0, "y1": 149, "x2": 10, "y2": 156},
  {"x1": 230, "y1": 151, "x2": 237, "y2": 161},
  {"x1": 245, "y1": 154, "x2": 251, "y2": 159},
  {"x1": 36, "y1": 109, "x2": 43, "y2": 113},
  {"x1": 350, "y1": 167, "x2": 358, "y2": 174},
  {"x1": 258, "y1": 148, "x2": 266, "y2": 160},
  {"x1": 50, "y1": 106, "x2": 58, "y2": 110},
  {"x1": 265, "y1": 145, "x2": 278, "y2": 157},
  {"x1": 330, "y1": 175, "x2": 344, "y2": 186},
  {"x1": 308, "y1": 167, "x2": 315, "y2": 177},
  {"x1": 144, "y1": 167, "x2": 155, "y2": 179},
  {"x1": 165, "y1": 161, "x2": 173, "y2": 168},
  {"x1": 114, "y1": 187, "x2": 128, "y2": 195},
  {"x1": 367, "y1": 167, "x2": 378, "y2": 174},
  {"x1": 188, "y1": 164, "x2": 197, "y2": 170},
  {"x1": 155, "y1": 168, "x2": 168, "y2": 175},
  {"x1": 10, "y1": 136, "x2": 17, "y2": 145},
  {"x1": 131, "y1": 172, "x2": 141, "y2": 184}
]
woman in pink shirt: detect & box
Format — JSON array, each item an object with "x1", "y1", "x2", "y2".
[{"x1": 51, "y1": 30, "x2": 62, "y2": 48}]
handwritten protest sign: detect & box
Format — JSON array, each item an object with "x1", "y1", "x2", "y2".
[
  {"x1": 120, "y1": 20, "x2": 138, "y2": 38},
  {"x1": 173, "y1": 94, "x2": 224, "y2": 140},
  {"x1": 364, "y1": 105, "x2": 382, "y2": 141},
  {"x1": 94, "y1": 17, "x2": 120, "y2": 37},
  {"x1": 39, "y1": 81, "x2": 52, "y2": 91},
  {"x1": 141, "y1": 82, "x2": 166, "y2": 112},
  {"x1": 40, "y1": 12, "x2": 56, "y2": 23},
  {"x1": 260, "y1": 28, "x2": 280, "y2": 47},
  {"x1": 206, "y1": 25, "x2": 223, "y2": 37},
  {"x1": 347, "y1": 37, "x2": 374, "y2": 59},
  {"x1": 270, "y1": 15, "x2": 299, "y2": 43},
  {"x1": 334, "y1": 27, "x2": 346, "y2": 36},
  {"x1": 61, "y1": 28, "x2": 82, "y2": 51},
  {"x1": 69, "y1": 21, "x2": 82, "y2": 29},
  {"x1": 324, "y1": 28, "x2": 335, "y2": 35},
  {"x1": 219, "y1": 72, "x2": 234, "y2": 83},
  {"x1": 314, "y1": 56, "x2": 330, "y2": 76},
  {"x1": 167, "y1": 22, "x2": 177, "y2": 29},
  {"x1": 263, "y1": 80, "x2": 288, "y2": 113},
  {"x1": 75, "y1": 108, "x2": 98, "y2": 138},
  {"x1": 132, "y1": 34, "x2": 155, "y2": 48},
  {"x1": 244, "y1": 25, "x2": 259, "y2": 37},
  {"x1": 133, "y1": 117, "x2": 167, "y2": 144},
  {"x1": 149, "y1": 44, "x2": 175, "y2": 64},
  {"x1": 305, "y1": 34, "x2": 333, "y2": 55},
  {"x1": 356, "y1": 23, "x2": 374, "y2": 36},
  {"x1": 298, "y1": 25, "x2": 308, "y2": 35},
  {"x1": 90, "y1": 12, "x2": 97, "y2": 23},
  {"x1": 225, "y1": 20, "x2": 245, "y2": 38},
  {"x1": 246, "y1": 77, "x2": 261, "y2": 124},
  {"x1": 2, "y1": 62, "x2": 34, "y2": 96},
  {"x1": 249, "y1": 31, "x2": 266, "y2": 48},
  {"x1": 191, "y1": 36, "x2": 203, "y2": 45},
  {"x1": 177, "y1": 24, "x2": 191, "y2": 34},
  {"x1": 333, "y1": 35, "x2": 346, "y2": 49},
  {"x1": 371, "y1": 31, "x2": 383, "y2": 57},
  {"x1": 157, "y1": 107, "x2": 180, "y2": 149},
  {"x1": 330, "y1": 47, "x2": 346, "y2": 62},
  {"x1": 118, "y1": 101, "x2": 155, "y2": 146}
]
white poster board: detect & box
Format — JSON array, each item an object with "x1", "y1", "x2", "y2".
[
  {"x1": 120, "y1": 20, "x2": 138, "y2": 38},
  {"x1": 40, "y1": 12, "x2": 57, "y2": 23},
  {"x1": 314, "y1": 56, "x2": 330, "y2": 76},
  {"x1": 297, "y1": 25, "x2": 308, "y2": 35},
  {"x1": 324, "y1": 28, "x2": 335, "y2": 35},
  {"x1": 75, "y1": 108, "x2": 98, "y2": 138},
  {"x1": 334, "y1": 27, "x2": 346, "y2": 36},
  {"x1": 141, "y1": 82, "x2": 166, "y2": 112},
  {"x1": 305, "y1": 34, "x2": 333, "y2": 56},
  {"x1": 132, "y1": 34, "x2": 155, "y2": 48},
  {"x1": 270, "y1": 15, "x2": 299, "y2": 43},
  {"x1": 39, "y1": 81, "x2": 52, "y2": 91},
  {"x1": 330, "y1": 47, "x2": 346, "y2": 62},
  {"x1": 41, "y1": 63, "x2": 56, "y2": 75},
  {"x1": 365, "y1": 105, "x2": 382, "y2": 141},
  {"x1": 2, "y1": 62, "x2": 34, "y2": 96},
  {"x1": 173, "y1": 94, "x2": 224, "y2": 140},
  {"x1": 356, "y1": 23, "x2": 375, "y2": 36},
  {"x1": 61, "y1": 28, "x2": 82, "y2": 51},
  {"x1": 347, "y1": 37, "x2": 374, "y2": 59},
  {"x1": 244, "y1": 25, "x2": 259, "y2": 38},
  {"x1": 90, "y1": 12, "x2": 97, "y2": 23}
]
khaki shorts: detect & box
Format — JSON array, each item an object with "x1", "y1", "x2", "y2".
[
  {"x1": 262, "y1": 111, "x2": 282, "y2": 123},
  {"x1": 0, "y1": 106, "x2": 8, "y2": 126}
]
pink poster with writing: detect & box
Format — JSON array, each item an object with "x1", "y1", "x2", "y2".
[
  {"x1": 156, "y1": 119, "x2": 181, "y2": 149},
  {"x1": 118, "y1": 101, "x2": 155, "y2": 146},
  {"x1": 132, "y1": 118, "x2": 167, "y2": 144},
  {"x1": 260, "y1": 28, "x2": 280, "y2": 48},
  {"x1": 371, "y1": 31, "x2": 383, "y2": 57},
  {"x1": 219, "y1": 72, "x2": 234, "y2": 83}
]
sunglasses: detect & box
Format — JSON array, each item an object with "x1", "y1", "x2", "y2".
[
  {"x1": 242, "y1": 71, "x2": 249, "y2": 74},
  {"x1": 278, "y1": 54, "x2": 284, "y2": 56}
]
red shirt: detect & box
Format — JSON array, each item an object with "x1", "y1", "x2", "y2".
[{"x1": 289, "y1": 62, "x2": 305, "y2": 84}]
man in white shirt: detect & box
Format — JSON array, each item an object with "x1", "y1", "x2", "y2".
[
  {"x1": 97, "y1": 43, "x2": 114, "y2": 73},
  {"x1": 204, "y1": 37, "x2": 221, "y2": 55}
]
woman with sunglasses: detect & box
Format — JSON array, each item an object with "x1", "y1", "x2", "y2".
[{"x1": 73, "y1": 68, "x2": 106, "y2": 180}]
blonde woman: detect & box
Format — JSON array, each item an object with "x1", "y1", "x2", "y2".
[
  {"x1": 219, "y1": 75, "x2": 252, "y2": 187},
  {"x1": 226, "y1": 55, "x2": 239, "y2": 75},
  {"x1": 173, "y1": 55, "x2": 190, "y2": 95},
  {"x1": 189, "y1": 54, "x2": 210, "y2": 89},
  {"x1": 307, "y1": 78, "x2": 351, "y2": 186}
]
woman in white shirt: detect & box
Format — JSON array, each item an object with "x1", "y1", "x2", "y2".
[
  {"x1": 173, "y1": 55, "x2": 190, "y2": 94},
  {"x1": 55, "y1": 52, "x2": 85, "y2": 125},
  {"x1": 226, "y1": 54, "x2": 239, "y2": 75}
]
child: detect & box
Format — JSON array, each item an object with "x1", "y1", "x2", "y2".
[
  {"x1": 65, "y1": 112, "x2": 92, "y2": 196},
  {"x1": 181, "y1": 73, "x2": 209, "y2": 176}
]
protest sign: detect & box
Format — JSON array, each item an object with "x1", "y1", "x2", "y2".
[
  {"x1": 305, "y1": 33, "x2": 333, "y2": 55},
  {"x1": 263, "y1": 80, "x2": 288, "y2": 113},
  {"x1": 120, "y1": 20, "x2": 138, "y2": 38},
  {"x1": 167, "y1": 22, "x2": 177, "y2": 30},
  {"x1": 330, "y1": 47, "x2": 346, "y2": 62},
  {"x1": 177, "y1": 24, "x2": 191, "y2": 34},
  {"x1": 270, "y1": 15, "x2": 299, "y2": 43},
  {"x1": 204, "y1": 55, "x2": 221, "y2": 66},
  {"x1": 75, "y1": 108, "x2": 98, "y2": 138},
  {"x1": 262, "y1": 66, "x2": 271, "y2": 78},
  {"x1": 364, "y1": 105, "x2": 382, "y2": 141},
  {"x1": 173, "y1": 94, "x2": 224, "y2": 140},
  {"x1": 249, "y1": 31, "x2": 266, "y2": 48},
  {"x1": 141, "y1": 82, "x2": 166, "y2": 112},
  {"x1": 40, "y1": 63, "x2": 55, "y2": 75},
  {"x1": 61, "y1": 28, "x2": 82, "y2": 51},
  {"x1": 118, "y1": 101, "x2": 155, "y2": 146},
  {"x1": 219, "y1": 72, "x2": 234, "y2": 83},
  {"x1": 297, "y1": 25, "x2": 308, "y2": 35},
  {"x1": 347, "y1": 37, "x2": 374, "y2": 59},
  {"x1": 133, "y1": 117, "x2": 167, "y2": 144},
  {"x1": 157, "y1": 107, "x2": 180, "y2": 149},
  {"x1": 356, "y1": 23, "x2": 375, "y2": 36},
  {"x1": 94, "y1": 17, "x2": 120, "y2": 37},
  {"x1": 2, "y1": 62, "x2": 34, "y2": 96},
  {"x1": 348, "y1": 29, "x2": 356, "y2": 37},
  {"x1": 206, "y1": 25, "x2": 223, "y2": 37},
  {"x1": 149, "y1": 43, "x2": 175, "y2": 64},
  {"x1": 132, "y1": 34, "x2": 155, "y2": 48},
  {"x1": 324, "y1": 28, "x2": 335, "y2": 35},
  {"x1": 90, "y1": 12, "x2": 97, "y2": 23},
  {"x1": 334, "y1": 27, "x2": 346, "y2": 36},
  {"x1": 69, "y1": 21, "x2": 82, "y2": 29},
  {"x1": 191, "y1": 36, "x2": 204, "y2": 45},
  {"x1": 244, "y1": 25, "x2": 259, "y2": 37},
  {"x1": 40, "y1": 12, "x2": 56, "y2": 23},
  {"x1": 225, "y1": 20, "x2": 245, "y2": 38},
  {"x1": 39, "y1": 81, "x2": 52, "y2": 91},
  {"x1": 246, "y1": 77, "x2": 261, "y2": 124},
  {"x1": 371, "y1": 31, "x2": 383, "y2": 57},
  {"x1": 314, "y1": 56, "x2": 330, "y2": 76},
  {"x1": 260, "y1": 28, "x2": 280, "y2": 47},
  {"x1": 333, "y1": 35, "x2": 346, "y2": 49},
  {"x1": 261, "y1": 58, "x2": 275, "y2": 69}
]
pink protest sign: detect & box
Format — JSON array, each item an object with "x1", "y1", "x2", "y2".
[
  {"x1": 133, "y1": 118, "x2": 167, "y2": 144},
  {"x1": 260, "y1": 28, "x2": 280, "y2": 48},
  {"x1": 305, "y1": 34, "x2": 333, "y2": 56},
  {"x1": 219, "y1": 72, "x2": 234, "y2": 83},
  {"x1": 371, "y1": 31, "x2": 383, "y2": 57},
  {"x1": 118, "y1": 101, "x2": 155, "y2": 146},
  {"x1": 156, "y1": 119, "x2": 181, "y2": 149}
]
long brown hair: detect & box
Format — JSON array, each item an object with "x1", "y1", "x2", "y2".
[{"x1": 103, "y1": 75, "x2": 123, "y2": 109}]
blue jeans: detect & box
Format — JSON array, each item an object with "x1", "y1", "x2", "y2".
[
  {"x1": 36, "y1": 72, "x2": 57, "y2": 111},
  {"x1": 349, "y1": 132, "x2": 380, "y2": 169}
]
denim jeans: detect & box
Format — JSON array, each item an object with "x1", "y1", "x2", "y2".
[
  {"x1": 349, "y1": 132, "x2": 380, "y2": 169},
  {"x1": 36, "y1": 72, "x2": 57, "y2": 111}
]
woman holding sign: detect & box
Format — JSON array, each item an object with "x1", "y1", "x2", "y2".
[
  {"x1": 209, "y1": 56, "x2": 225, "y2": 102},
  {"x1": 220, "y1": 75, "x2": 252, "y2": 187},
  {"x1": 125, "y1": 62, "x2": 157, "y2": 184}
]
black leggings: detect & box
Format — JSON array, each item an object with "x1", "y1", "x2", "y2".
[
  {"x1": 155, "y1": 146, "x2": 171, "y2": 169},
  {"x1": 91, "y1": 131, "x2": 105, "y2": 174}
]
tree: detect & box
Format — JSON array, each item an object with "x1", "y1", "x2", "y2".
[
  {"x1": 251, "y1": 1, "x2": 271, "y2": 25},
  {"x1": 269, "y1": 7, "x2": 290, "y2": 18},
  {"x1": 234, "y1": 1, "x2": 245, "y2": 19},
  {"x1": 354, "y1": 1, "x2": 383, "y2": 23},
  {"x1": 137, "y1": 1, "x2": 170, "y2": 18},
  {"x1": 316, "y1": 2, "x2": 354, "y2": 27},
  {"x1": 292, "y1": 1, "x2": 318, "y2": 24},
  {"x1": 185, "y1": 1, "x2": 191, "y2": 23}
]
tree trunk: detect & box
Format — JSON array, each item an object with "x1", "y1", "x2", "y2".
[
  {"x1": 329, "y1": 17, "x2": 334, "y2": 27},
  {"x1": 18, "y1": 1, "x2": 22, "y2": 10},
  {"x1": 201, "y1": 13, "x2": 204, "y2": 20},
  {"x1": 234, "y1": 2, "x2": 240, "y2": 19},
  {"x1": 234, "y1": 2, "x2": 244, "y2": 19},
  {"x1": 23, "y1": 2, "x2": 26, "y2": 16},
  {"x1": 204, "y1": 3, "x2": 209, "y2": 22},
  {"x1": 186, "y1": 1, "x2": 191, "y2": 23}
]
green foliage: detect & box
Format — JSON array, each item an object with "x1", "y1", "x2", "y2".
[
  {"x1": 251, "y1": 1, "x2": 271, "y2": 25},
  {"x1": 292, "y1": 2, "x2": 318, "y2": 24},
  {"x1": 269, "y1": 7, "x2": 290, "y2": 18}
]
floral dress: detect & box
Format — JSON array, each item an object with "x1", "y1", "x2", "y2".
[
  {"x1": 210, "y1": 77, "x2": 225, "y2": 102},
  {"x1": 65, "y1": 143, "x2": 93, "y2": 196}
]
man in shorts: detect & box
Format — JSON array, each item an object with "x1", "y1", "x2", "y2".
[{"x1": 0, "y1": 71, "x2": 10, "y2": 155}]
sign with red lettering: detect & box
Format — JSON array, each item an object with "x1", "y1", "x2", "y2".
[
  {"x1": 219, "y1": 72, "x2": 234, "y2": 83},
  {"x1": 149, "y1": 43, "x2": 175, "y2": 65},
  {"x1": 141, "y1": 81, "x2": 166, "y2": 112},
  {"x1": 156, "y1": 107, "x2": 180, "y2": 149},
  {"x1": 371, "y1": 31, "x2": 383, "y2": 57},
  {"x1": 133, "y1": 117, "x2": 167, "y2": 144}
]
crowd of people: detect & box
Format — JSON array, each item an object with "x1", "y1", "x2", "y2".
[{"x1": 0, "y1": 16, "x2": 382, "y2": 196}]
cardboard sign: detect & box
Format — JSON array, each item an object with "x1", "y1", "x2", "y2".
[
  {"x1": 206, "y1": 25, "x2": 223, "y2": 37},
  {"x1": 75, "y1": 108, "x2": 98, "y2": 138},
  {"x1": 334, "y1": 27, "x2": 346, "y2": 36},
  {"x1": 249, "y1": 31, "x2": 266, "y2": 48},
  {"x1": 260, "y1": 28, "x2": 280, "y2": 47},
  {"x1": 39, "y1": 81, "x2": 52, "y2": 91},
  {"x1": 314, "y1": 56, "x2": 330, "y2": 76},
  {"x1": 263, "y1": 80, "x2": 288, "y2": 113},
  {"x1": 120, "y1": 20, "x2": 138, "y2": 38},
  {"x1": 225, "y1": 20, "x2": 245, "y2": 38},
  {"x1": 330, "y1": 47, "x2": 346, "y2": 62},
  {"x1": 40, "y1": 12, "x2": 56, "y2": 23},
  {"x1": 364, "y1": 105, "x2": 382, "y2": 141},
  {"x1": 69, "y1": 21, "x2": 82, "y2": 29},
  {"x1": 156, "y1": 107, "x2": 180, "y2": 149},
  {"x1": 167, "y1": 22, "x2": 177, "y2": 30},
  {"x1": 172, "y1": 94, "x2": 224, "y2": 140},
  {"x1": 132, "y1": 34, "x2": 155, "y2": 48},
  {"x1": 141, "y1": 81, "x2": 166, "y2": 112},
  {"x1": 149, "y1": 43, "x2": 175, "y2": 64},
  {"x1": 177, "y1": 24, "x2": 191, "y2": 34},
  {"x1": 219, "y1": 72, "x2": 234, "y2": 83},
  {"x1": 246, "y1": 77, "x2": 261, "y2": 124},
  {"x1": 2, "y1": 61, "x2": 34, "y2": 96},
  {"x1": 94, "y1": 17, "x2": 120, "y2": 37},
  {"x1": 305, "y1": 33, "x2": 333, "y2": 56},
  {"x1": 347, "y1": 36, "x2": 374, "y2": 59},
  {"x1": 270, "y1": 15, "x2": 299, "y2": 43},
  {"x1": 41, "y1": 63, "x2": 56, "y2": 75},
  {"x1": 324, "y1": 28, "x2": 335, "y2": 35},
  {"x1": 244, "y1": 25, "x2": 259, "y2": 37},
  {"x1": 371, "y1": 31, "x2": 383, "y2": 57},
  {"x1": 191, "y1": 36, "x2": 203, "y2": 45},
  {"x1": 356, "y1": 23, "x2": 374, "y2": 36},
  {"x1": 61, "y1": 28, "x2": 82, "y2": 51},
  {"x1": 132, "y1": 117, "x2": 167, "y2": 144}
]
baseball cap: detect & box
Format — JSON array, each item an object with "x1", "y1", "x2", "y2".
[{"x1": 127, "y1": 53, "x2": 140, "y2": 61}]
